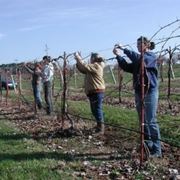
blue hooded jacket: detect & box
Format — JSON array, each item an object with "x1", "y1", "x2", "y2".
[{"x1": 116, "y1": 48, "x2": 158, "y2": 93}]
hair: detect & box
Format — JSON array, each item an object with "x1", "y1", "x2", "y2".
[
  {"x1": 91, "y1": 53, "x2": 104, "y2": 62},
  {"x1": 137, "y1": 36, "x2": 155, "y2": 50},
  {"x1": 43, "y1": 55, "x2": 51, "y2": 62}
]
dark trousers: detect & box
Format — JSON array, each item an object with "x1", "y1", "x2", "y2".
[{"x1": 43, "y1": 81, "x2": 53, "y2": 114}]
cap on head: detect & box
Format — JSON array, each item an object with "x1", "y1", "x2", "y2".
[{"x1": 91, "y1": 53, "x2": 104, "y2": 62}]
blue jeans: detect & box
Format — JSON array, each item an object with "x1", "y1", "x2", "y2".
[
  {"x1": 135, "y1": 88, "x2": 161, "y2": 155},
  {"x1": 32, "y1": 82, "x2": 42, "y2": 109},
  {"x1": 88, "y1": 92, "x2": 104, "y2": 123}
]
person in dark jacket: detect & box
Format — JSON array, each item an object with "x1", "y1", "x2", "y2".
[
  {"x1": 24, "y1": 62, "x2": 42, "y2": 109},
  {"x1": 113, "y1": 36, "x2": 162, "y2": 158}
]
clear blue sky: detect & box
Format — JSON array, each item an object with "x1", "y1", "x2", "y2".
[{"x1": 0, "y1": 0, "x2": 179, "y2": 64}]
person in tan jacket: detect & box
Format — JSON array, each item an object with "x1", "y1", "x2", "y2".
[{"x1": 74, "y1": 52, "x2": 105, "y2": 134}]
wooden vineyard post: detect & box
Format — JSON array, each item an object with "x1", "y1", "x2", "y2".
[
  {"x1": 118, "y1": 66, "x2": 123, "y2": 103},
  {"x1": 57, "y1": 52, "x2": 74, "y2": 129},
  {"x1": 109, "y1": 65, "x2": 116, "y2": 84},
  {"x1": 0, "y1": 71, "x2": 2, "y2": 102},
  {"x1": 61, "y1": 52, "x2": 67, "y2": 128},
  {"x1": 74, "y1": 65, "x2": 77, "y2": 88},
  {"x1": 11, "y1": 75, "x2": 17, "y2": 94},
  {"x1": 166, "y1": 47, "x2": 174, "y2": 109},
  {"x1": 140, "y1": 37, "x2": 145, "y2": 166},
  {"x1": 5, "y1": 69, "x2": 9, "y2": 106},
  {"x1": 158, "y1": 56, "x2": 164, "y2": 82},
  {"x1": 17, "y1": 68, "x2": 22, "y2": 109}
]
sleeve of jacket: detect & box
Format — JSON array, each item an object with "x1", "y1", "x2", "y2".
[
  {"x1": 116, "y1": 55, "x2": 133, "y2": 73},
  {"x1": 24, "y1": 66, "x2": 34, "y2": 74},
  {"x1": 76, "y1": 63, "x2": 87, "y2": 74},
  {"x1": 124, "y1": 48, "x2": 140, "y2": 63},
  {"x1": 76, "y1": 59, "x2": 101, "y2": 74}
]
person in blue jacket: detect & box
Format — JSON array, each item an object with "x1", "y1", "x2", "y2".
[{"x1": 113, "y1": 36, "x2": 162, "y2": 158}]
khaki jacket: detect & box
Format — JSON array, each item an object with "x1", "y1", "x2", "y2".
[{"x1": 76, "y1": 59, "x2": 105, "y2": 95}]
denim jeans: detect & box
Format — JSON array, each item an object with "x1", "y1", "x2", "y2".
[
  {"x1": 135, "y1": 88, "x2": 162, "y2": 155},
  {"x1": 88, "y1": 92, "x2": 104, "y2": 123},
  {"x1": 32, "y1": 82, "x2": 42, "y2": 108},
  {"x1": 43, "y1": 81, "x2": 53, "y2": 114}
]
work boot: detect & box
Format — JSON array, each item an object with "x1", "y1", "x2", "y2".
[
  {"x1": 95, "y1": 122, "x2": 105, "y2": 135},
  {"x1": 37, "y1": 103, "x2": 42, "y2": 110}
]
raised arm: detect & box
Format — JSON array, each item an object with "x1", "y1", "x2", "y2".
[
  {"x1": 24, "y1": 64, "x2": 34, "y2": 74},
  {"x1": 114, "y1": 44, "x2": 140, "y2": 63},
  {"x1": 113, "y1": 47, "x2": 133, "y2": 73},
  {"x1": 123, "y1": 48, "x2": 140, "y2": 63},
  {"x1": 74, "y1": 52, "x2": 99, "y2": 74}
]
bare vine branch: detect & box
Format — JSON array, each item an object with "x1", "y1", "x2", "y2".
[
  {"x1": 158, "y1": 25, "x2": 180, "y2": 58},
  {"x1": 156, "y1": 35, "x2": 180, "y2": 45},
  {"x1": 150, "y1": 18, "x2": 180, "y2": 41}
]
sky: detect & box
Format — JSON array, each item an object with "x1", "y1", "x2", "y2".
[{"x1": 0, "y1": 0, "x2": 180, "y2": 64}]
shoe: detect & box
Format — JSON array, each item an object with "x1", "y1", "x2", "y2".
[
  {"x1": 95, "y1": 122, "x2": 104, "y2": 135},
  {"x1": 149, "y1": 153, "x2": 162, "y2": 158},
  {"x1": 46, "y1": 111, "x2": 51, "y2": 115},
  {"x1": 144, "y1": 140, "x2": 153, "y2": 151},
  {"x1": 37, "y1": 104, "x2": 42, "y2": 110}
]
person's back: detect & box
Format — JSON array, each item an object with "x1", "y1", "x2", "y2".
[
  {"x1": 74, "y1": 52, "x2": 105, "y2": 135},
  {"x1": 81, "y1": 61, "x2": 105, "y2": 96}
]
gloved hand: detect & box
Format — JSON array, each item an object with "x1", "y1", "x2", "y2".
[{"x1": 114, "y1": 43, "x2": 124, "y2": 50}]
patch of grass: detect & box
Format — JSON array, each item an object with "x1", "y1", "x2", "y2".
[
  {"x1": 68, "y1": 100, "x2": 138, "y2": 125},
  {"x1": 0, "y1": 119, "x2": 77, "y2": 180},
  {"x1": 158, "y1": 114, "x2": 180, "y2": 147}
]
